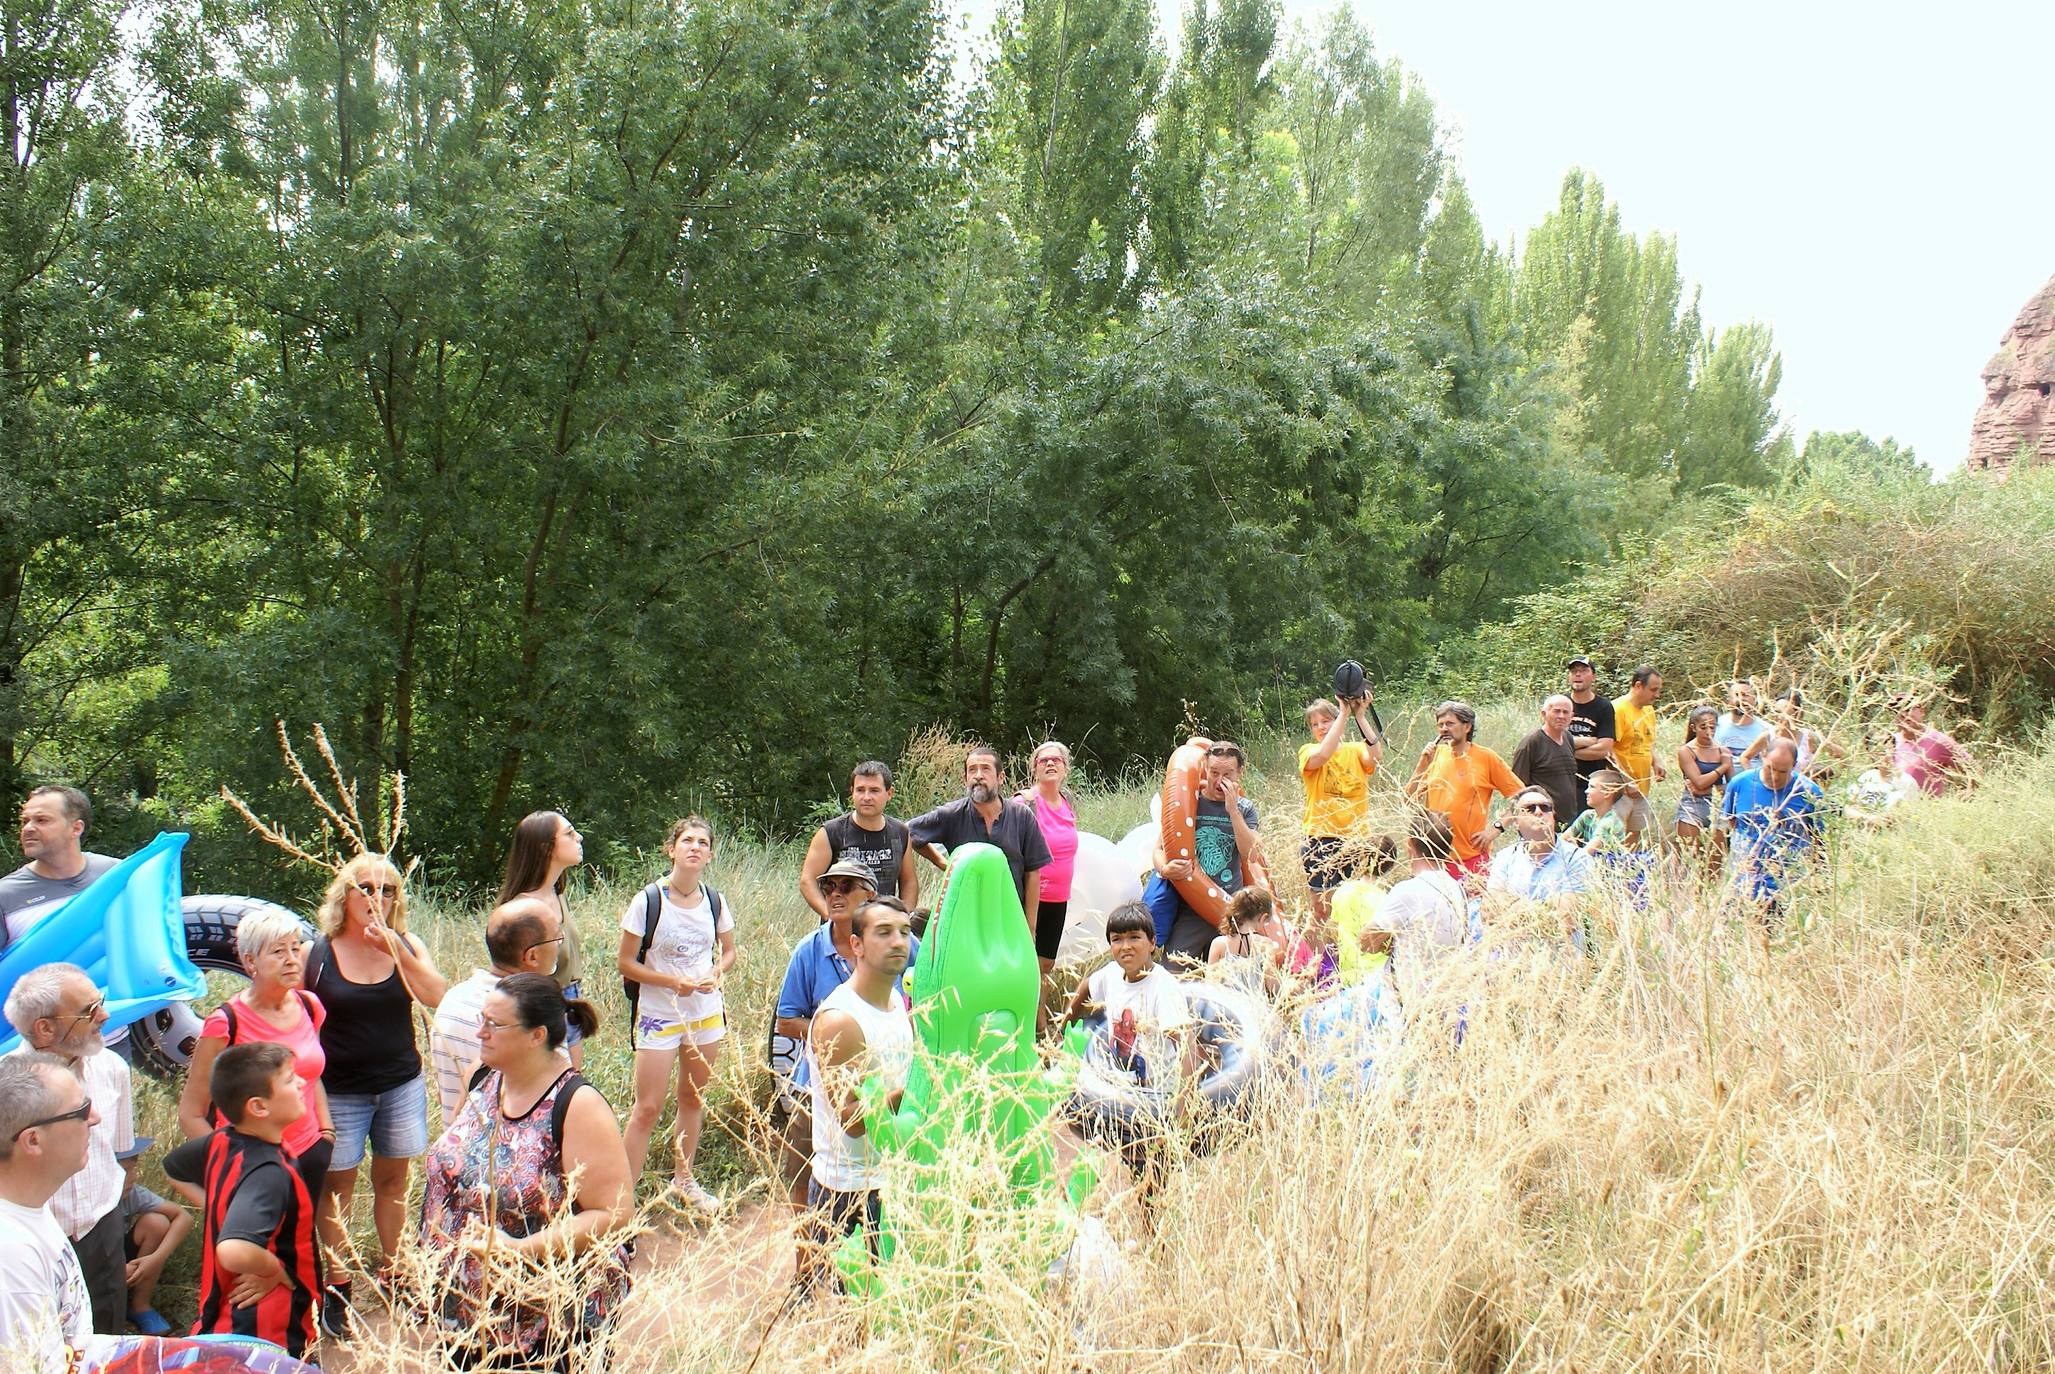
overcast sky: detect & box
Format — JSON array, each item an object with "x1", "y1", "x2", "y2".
[{"x1": 953, "y1": 0, "x2": 2055, "y2": 471}]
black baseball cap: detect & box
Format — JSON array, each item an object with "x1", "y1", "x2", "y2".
[{"x1": 1566, "y1": 655, "x2": 1594, "y2": 669}]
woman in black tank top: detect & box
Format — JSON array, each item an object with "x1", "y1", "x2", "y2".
[{"x1": 307, "y1": 854, "x2": 449, "y2": 1327}]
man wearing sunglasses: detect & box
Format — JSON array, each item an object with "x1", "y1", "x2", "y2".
[
  {"x1": 0, "y1": 1052, "x2": 110, "y2": 1372},
  {"x1": 1482, "y1": 787, "x2": 1593, "y2": 948},
  {"x1": 3, "y1": 964, "x2": 132, "y2": 1335},
  {"x1": 426, "y1": 897, "x2": 565, "y2": 1121}
]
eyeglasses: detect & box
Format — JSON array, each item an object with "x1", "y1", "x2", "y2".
[
  {"x1": 477, "y1": 1014, "x2": 527, "y2": 1035},
  {"x1": 354, "y1": 883, "x2": 399, "y2": 900},
  {"x1": 1519, "y1": 803, "x2": 1555, "y2": 814},
  {"x1": 12, "y1": 1099, "x2": 91, "y2": 1139},
  {"x1": 60, "y1": 997, "x2": 105, "y2": 1033},
  {"x1": 821, "y1": 879, "x2": 869, "y2": 896},
  {"x1": 525, "y1": 936, "x2": 567, "y2": 953}
]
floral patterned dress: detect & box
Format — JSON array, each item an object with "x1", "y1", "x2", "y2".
[{"x1": 419, "y1": 1067, "x2": 631, "y2": 1363}]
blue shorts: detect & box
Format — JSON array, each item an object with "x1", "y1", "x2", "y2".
[
  {"x1": 561, "y1": 979, "x2": 586, "y2": 1049},
  {"x1": 327, "y1": 1075, "x2": 430, "y2": 1168}
]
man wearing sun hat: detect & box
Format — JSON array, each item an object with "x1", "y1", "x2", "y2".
[{"x1": 770, "y1": 859, "x2": 923, "y2": 1226}]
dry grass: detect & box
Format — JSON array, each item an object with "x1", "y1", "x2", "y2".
[{"x1": 134, "y1": 716, "x2": 2055, "y2": 1371}]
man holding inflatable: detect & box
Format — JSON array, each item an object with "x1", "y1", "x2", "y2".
[
  {"x1": 1152, "y1": 742, "x2": 1266, "y2": 967},
  {"x1": 0, "y1": 788, "x2": 117, "y2": 950}
]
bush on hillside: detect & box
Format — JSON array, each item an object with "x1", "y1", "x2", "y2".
[{"x1": 1452, "y1": 467, "x2": 2055, "y2": 735}]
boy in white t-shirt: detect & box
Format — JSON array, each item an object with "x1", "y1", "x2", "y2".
[
  {"x1": 1061, "y1": 902, "x2": 1198, "y2": 1208},
  {"x1": 618, "y1": 816, "x2": 738, "y2": 1216}
]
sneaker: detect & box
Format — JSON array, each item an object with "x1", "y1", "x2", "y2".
[
  {"x1": 127, "y1": 1308, "x2": 172, "y2": 1336},
  {"x1": 669, "y1": 1179, "x2": 722, "y2": 1217},
  {"x1": 319, "y1": 1281, "x2": 357, "y2": 1339}
]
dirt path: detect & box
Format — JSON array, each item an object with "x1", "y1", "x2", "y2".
[{"x1": 325, "y1": 1199, "x2": 800, "y2": 1371}]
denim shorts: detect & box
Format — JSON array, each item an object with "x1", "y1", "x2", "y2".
[
  {"x1": 561, "y1": 980, "x2": 586, "y2": 1049},
  {"x1": 327, "y1": 1074, "x2": 430, "y2": 1168}
]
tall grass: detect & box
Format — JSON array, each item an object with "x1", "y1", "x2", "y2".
[{"x1": 132, "y1": 710, "x2": 2055, "y2": 1371}]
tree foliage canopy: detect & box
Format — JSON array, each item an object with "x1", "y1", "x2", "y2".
[{"x1": 2, "y1": 0, "x2": 1815, "y2": 889}]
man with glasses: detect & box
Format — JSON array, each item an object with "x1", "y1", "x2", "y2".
[
  {"x1": 1483, "y1": 787, "x2": 1593, "y2": 948},
  {"x1": 2, "y1": 965, "x2": 131, "y2": 1335},
  {"x1": 0, "y1": 1053, "x2": 108, "y2": 1371},
  {"x1": 426, "y1": 897, "x2": 565, "y2": 1121}
]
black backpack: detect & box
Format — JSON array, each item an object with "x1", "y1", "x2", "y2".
[
  {"x1": 622, "y1": 880, "x2": 724, "y2": 1019},
  {"x1": 466, "y1": 1064, "x2": 586, "y2": 1174}
]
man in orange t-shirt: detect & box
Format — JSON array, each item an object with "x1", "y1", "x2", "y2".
[{"x1": 1405, "y1": 700, "x2": 1524, "y2": 878}]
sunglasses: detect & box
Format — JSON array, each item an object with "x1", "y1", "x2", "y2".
[
  {"x1": 354, "y1": 883, "x2": 400, "y2": 900},
  {"x1": 13, "y1": 1099, "x2": 91, "y2": 1139},
  {"x1": 1519, "y1": 802, "x2": 1555, "y2": 814},
  {"x1": 821, "y1": 879, "x2": 869, "y2": 896},
  {"x1": 61, "y1": 997, "x2": 105, "y2": 1032}
]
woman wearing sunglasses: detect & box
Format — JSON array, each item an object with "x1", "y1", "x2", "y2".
[{"x1": 306, "y1": 853, "x2": 449, "y2": 1332}]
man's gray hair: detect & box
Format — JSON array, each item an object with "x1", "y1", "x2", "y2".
[
  {"x1": 236, "y1": 908, "x2": 310, "y2": 964},
  {"x1": 0, "y1": 1053, "x2": 74, "y2": 1163},
  {"x1": 3, "y1": 964, "x2": 89, "y2": 1039},
  {"x1": 1542, "y1": 694, "x2": 1572, "y2": 712}
]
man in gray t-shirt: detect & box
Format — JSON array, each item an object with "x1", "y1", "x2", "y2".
[{"x1": 1, "y1": 786, "x2": 118, "y2": 949}]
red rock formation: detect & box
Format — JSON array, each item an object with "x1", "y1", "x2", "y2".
[{"x1": 1968, "y1": 274, "x2": 2055, "y2": 476}]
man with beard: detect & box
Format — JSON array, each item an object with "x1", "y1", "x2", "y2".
[
  {"x1": 3, "y1": 965, "x2": 133, "y2": 1333},
  {"x1": 910, "y1": 746, "x2": 1050, "y2": 928},
  {"x1": 798, "y1": 896, "x2": 915, "y2": 1290},
  {"x1": 1564, "y1": 657, "x2": 1618, "y2": 790},
  {"x1": 0, "y1": 788, "x2": 118, "y2": 950},
  {"x1": 1406, "y1": 701, "x2": 1525, "y2": 880}
]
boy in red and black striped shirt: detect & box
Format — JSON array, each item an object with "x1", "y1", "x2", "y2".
[{"x1": 164, "y1": 1041, "x2": 322, "y2": 1358}]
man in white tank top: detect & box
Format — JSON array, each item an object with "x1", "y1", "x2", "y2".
[{"x1": 799, "y1": 896, "x2": 914, "y2": 1289}]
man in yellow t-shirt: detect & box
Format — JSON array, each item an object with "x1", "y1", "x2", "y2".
[
  {"x1": 1405, "y1": 700, "x2": 1525, "y2": 877},
  {"x1": 1611, "y1": 665, "x2": 1667, "y2": 796},
  {"x1": 1298, "y1": 694, "x2": 1384, "y2": 934}
]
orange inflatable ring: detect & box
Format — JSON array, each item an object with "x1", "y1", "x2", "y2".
[{"x1": 1159, "y1": 737, "x2": 1270, "y2": 931}]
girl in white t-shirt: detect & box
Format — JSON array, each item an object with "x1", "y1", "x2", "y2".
[{"x1": 617, "y1": 816, "x2": 737, "y2": 1215}]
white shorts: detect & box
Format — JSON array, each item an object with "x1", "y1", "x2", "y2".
[{"x1": 635, "y1": 987, "x2": 726, "y2": 1051}]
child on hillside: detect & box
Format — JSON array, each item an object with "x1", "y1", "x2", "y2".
[
  {"x1": 116, "y1": 1138, "x2": 191, "y2": 1336},
  {"x1": 1207, "y1": 887, "x2": 1284, "y2": 996},
  {"x1": 1062, "y1": 902, "x2": 1198, "y2": 1207},
  {"x1": 1564, "y1": 769, "x2": 1632, "y2": 854},
  {"x1": 162, "y1": 1042, "x2": 324, "y2": 1359}
]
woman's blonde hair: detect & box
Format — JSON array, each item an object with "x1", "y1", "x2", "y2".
[{"x1": 315, "y1": 853, "x2": 408, "y2": 937}]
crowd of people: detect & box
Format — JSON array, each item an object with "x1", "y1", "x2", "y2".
[{"x1": 0, "y1": 663, "x2": 1971, "y2": 1370}]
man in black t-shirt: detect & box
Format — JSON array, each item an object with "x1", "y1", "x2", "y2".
[
  {"x1": 800, "y1": 761, "x2": 918, "y2": 914},
  {"x1": 1566, "y1": 656, "x2": 1618, "y2": 788},
  {"x1": 910, "y1": 746, "x2": 1050, "y2": 924},
  {"x1": 164, "y1": 1043, "x2": 322, "y2": 1358}
]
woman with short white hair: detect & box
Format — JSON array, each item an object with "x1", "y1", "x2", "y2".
[{"x1": 175, "y1": 907, "x2": 333, "y2": 1191}]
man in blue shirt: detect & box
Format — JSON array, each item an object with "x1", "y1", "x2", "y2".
[
  {"x1": 1720, "y1": 737, "x2": 1825, "y2": 934},
  {"x1": 1483, "y1": 786, "x2": 1592, "y2": 951},
  {"x1": 770, "y1": 860, "x2": 919, "y2": 1219}
]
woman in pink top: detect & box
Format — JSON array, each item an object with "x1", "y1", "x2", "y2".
[
  {"x1": 177, "y1": 906, "x2": 334, "y2": 1185},
  {"x1": 1892, "y1": 697, "x2": 1967, "y2": 795},
  {"x1": 1019, "y1": 741, "x2": 1080, "y2": 1025}
]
